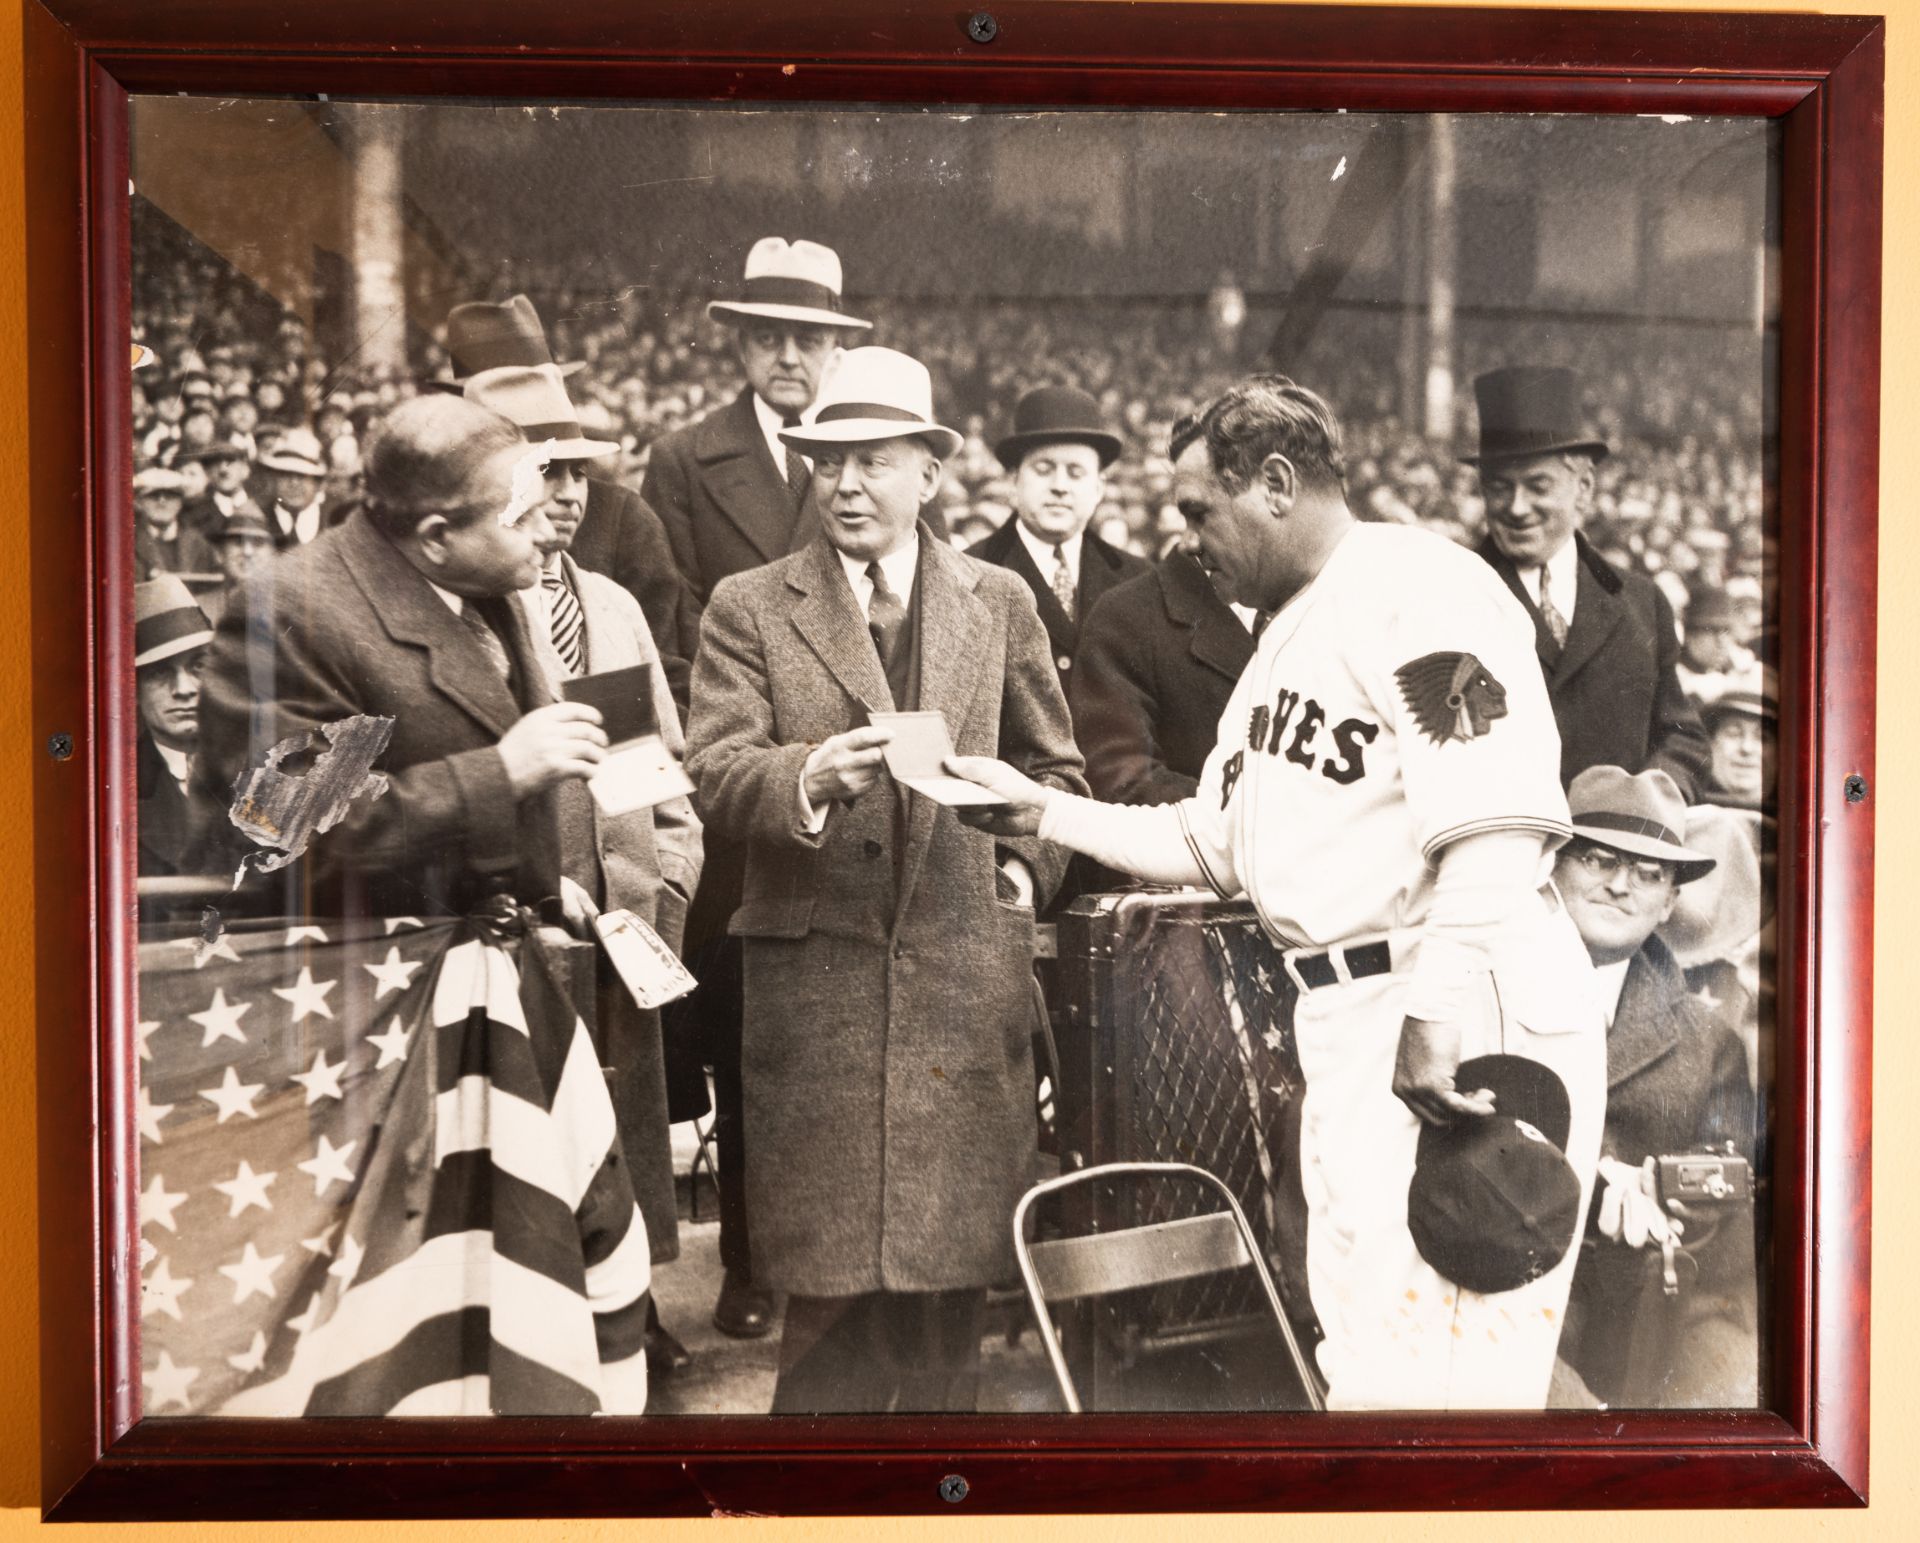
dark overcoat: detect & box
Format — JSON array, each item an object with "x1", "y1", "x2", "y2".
[
  {"x1": 1477, "y1": 533, "x2": 1710, "y2": 800},
  {"x1": 136, "y1": 728, "x2": 217, "y2": 879},
  {"x1": 1561, "y1": 934, "x2": 1758, "y2": 1407},
  {"x1": 684, "y1": 530, "x2": 1087, "y2": 1296},
  {"x1": 1069, "y1": 549, "x2": 1254, "y2": 805},
  {"x1": 571, "y1": 476, "x2": 699, "y2": 721},
  {"x1": 194, "y1": 511, "x2": 574, "y2": 920},
  {"x1": 135, "y1": 522, "x2": 217, "y2": 582},
  {"x1": 965, "y1": 517, "x2": 1148, "y2": 696}
]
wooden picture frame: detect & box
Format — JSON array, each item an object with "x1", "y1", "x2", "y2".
[{"x1": 27, "y1": 0, "x2": 1879, "y2": 1518}]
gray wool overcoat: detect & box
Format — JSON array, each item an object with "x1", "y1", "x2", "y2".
[{"x1": 685, "y1": 528, "x2": 1087, "y2": 1297}]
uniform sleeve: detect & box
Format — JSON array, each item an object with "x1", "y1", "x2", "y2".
[
  {"x1": 1036, "y1": 666, "x2": 1248, "y2": 897},
  {"x1": 1374, "y1": 566, "x2": 1572, "y2": 859}
]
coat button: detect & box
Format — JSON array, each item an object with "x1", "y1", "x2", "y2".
[
  {"x1": 1057, "y1": 655, "x2": 1072, "y2": 672},
  {"x1": 892, "y1": 943, "x2": 906, "y2": 960},
  {"x1": 863, "y1": 838, "x2": 883, "y2": 859}
]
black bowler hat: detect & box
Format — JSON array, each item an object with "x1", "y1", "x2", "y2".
[
  {"x1": 1463, "y1": 366, "x2": 1610, "y2": 466},
  {"x1": 994, "y1": 385, "x2": 1123, "y2": 471},
  {"x1": 1406, "y1": 1054, "x2": 1583, "y2": 1295},
  {"x1": 442, "y1": 294, "x2": 584, "y2": 383}
]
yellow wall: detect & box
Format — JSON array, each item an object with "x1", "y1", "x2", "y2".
[{"x1": 1, "y1": 0, "x2": 1908, "y2": 1534}]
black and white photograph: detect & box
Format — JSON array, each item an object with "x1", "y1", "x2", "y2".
[{"x1": 125, "y1": 98, "x2": 1776, "y2": 1421}]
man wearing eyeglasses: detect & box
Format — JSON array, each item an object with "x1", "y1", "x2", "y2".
[{"x1": 1550, "y1": 766, "x2": 1758, "y2": 1409}]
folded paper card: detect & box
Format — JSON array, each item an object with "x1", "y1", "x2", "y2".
[
  {"x1": 562, "y1": 666, "x2": 694, "y2": 814},
  {"x1": 594, "y1": 908, "x2": 698, "y2": 1010},
  {"x1": 867, "y1": 710, "x2": 1010, "y2": 808}
]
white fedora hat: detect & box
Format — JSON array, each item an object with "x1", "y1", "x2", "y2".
[
  {"x1": 463, "y1": 365, "x2": 619, "y2": 462},
  {"x1": 777, "y1": 347, "x2": 962, "y2": 460},
  {"x1": 706, "y1": 237, "x2": 872, "y2": 331},
  {"x1": 134, "y1": 575, "x2": 213, "y2": 669}
]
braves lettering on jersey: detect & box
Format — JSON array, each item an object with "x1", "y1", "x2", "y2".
[{"x1": 1178, "y1": 522, "x2": 1571, "y2": 949}]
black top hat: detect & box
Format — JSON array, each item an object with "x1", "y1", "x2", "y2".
[
  {"x1": 1406, "y1": 1054, "x2": 1583, "y2": 1295},
  {"x1": 1463, "y1": 366, "x2": 1610, "y2": 466},
  {"x1": 994, "y1": 385, "x2": 1123, "y2": 470},
  {"x1": 443, "y1": 294, "x2": 584, "y2": 382}
]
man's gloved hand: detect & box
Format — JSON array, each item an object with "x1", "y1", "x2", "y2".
[{"x1": 1596, "y1": 1155, "x2": 1684, "y2": 1249}]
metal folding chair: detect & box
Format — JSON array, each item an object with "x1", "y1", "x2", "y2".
[{"x1": 1012, "y1": 1161, "x2": 1326, "y2": 1413}]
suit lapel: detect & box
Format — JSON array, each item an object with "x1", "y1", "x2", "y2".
[
  {"x1": 895, "y1": 534, "x2": 989, "y2": 920},
  {"x1": 1162, "y1": 552, "x2": 1255, "y2": 683},
  {"x1": 1607, "y1": 945, "x2": 1683, "y2": 1089},
  {"x1": 698, "y1": 392, "x2": 800, "y2": 566},
  {"x1": 998, "y1": 526, "x2": 1076, "y2": 654},
  {"x1": 338, "y1": 515, "x2": 523, "y2": 739},
  {"x1": 1551, "y1": 542, "x2": 1626, "y2": 686},
  {"x1": 789, "y1": 538, "x2": 893, "y2": 717}
]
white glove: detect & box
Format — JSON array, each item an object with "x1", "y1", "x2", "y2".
[{"x1": 1595, "y1": 1156, "x2": 1679, "y2": 1249}]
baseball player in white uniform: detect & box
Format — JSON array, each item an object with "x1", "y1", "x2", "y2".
[{"x1": 953, "y1": 376, "x2": 1605, "y2": 1410}]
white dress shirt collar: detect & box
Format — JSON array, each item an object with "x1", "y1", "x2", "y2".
[
  {"x1": 153, "y1": 738, "x2": 192, "y2": 792},
  {"x1": 426, "y1": 579, "x2": 465, "y2": 616},
  {"x1": 1594, "y1": 956, "x2": 1633, "y2": 1028},
  {"x1": 838, "y1": 538, "x2": 920, "y2": 615},
  {"x1": 1517, "y1": 536, "x2": 1581, "y2": 627},
  {"x1": 754, "y1": 391, "x2": 815, "y2": 474},
  {"x1": 1014, "y1": 520, "x2": 1082, "y2": 592}
]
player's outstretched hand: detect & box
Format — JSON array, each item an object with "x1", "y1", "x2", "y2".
[
  {"x1": 1392, "y1": 1015, "x2": 1499, "y2": 1126},
  {"x1": 944, "y1": 755, "x2": 1048, "y2": 836}
]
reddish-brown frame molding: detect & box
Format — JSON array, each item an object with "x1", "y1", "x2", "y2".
[{"x1": 26, "y1": 1, "x2": 1880, "y2": 1519}]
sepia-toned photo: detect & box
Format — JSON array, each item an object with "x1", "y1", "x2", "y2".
[{"x1": 125, "y1": 99, "x2": 1776, "y2": 1420}]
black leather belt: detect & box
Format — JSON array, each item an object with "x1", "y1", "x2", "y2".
[{"x1": 1290, "y1": 939, "x2": 1394, "y2": 990}]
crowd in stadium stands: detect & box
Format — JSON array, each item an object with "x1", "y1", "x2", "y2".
[{"x1": 130, "y1": 210, "x2": 1773, "y2": 1415}]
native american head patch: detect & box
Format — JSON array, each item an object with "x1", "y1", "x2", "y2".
[{"x1": 1395, "y1": 651, "x2": 1509, "y2": 744}]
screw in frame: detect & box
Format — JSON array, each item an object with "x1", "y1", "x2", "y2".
[{"x1": 967, "y1": 12, "x2": 999, "y2": 44}]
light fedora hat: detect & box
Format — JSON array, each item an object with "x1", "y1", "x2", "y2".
[
  {"x1": 1566, "y1": 765, "x2": 1717, "y2": 885},
  {"x1": 777, "y1": 347, "x2": 962, "y2": 460},
  {"x1": 463, "y1": 365, "x2": 619, "y2": 461},
  {"x1": 706, "y1": 237, "x2": 872, "y2": 331},
  {"x1": 134, "y1": 574, "x2": 213, "y2": 669}
]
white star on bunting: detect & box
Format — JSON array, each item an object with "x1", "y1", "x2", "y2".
[
  {"x1": 136, "y1": 1019, "x2": 161, "y2": 1061},
  {"x1": 284, "y1": 925, "x2": 330, "y2": 946},
  {"x1": 366, "y1": 1016, "x2": 414, "y2": 1069},
  {"x1": 140, "y1": 1173, "x2": 187, "y2": 1233},
  {"x1": 199, "y1": 1065, "x2": 265, "y2": 1124},
  {"x1": 143, "y1": 1351, "x2": 200, "y2": 1412},
  {"x1": 300, "y1": 1223, "x2": 340, "y2": 1257},
  {"x1": 383, "y1": 916, "x2": 424, "y2": 934},
  {"x1": 212, "y1": 1158, "x2": 276, "y2": 1218},
  {"x1": 289, "y1": 1048, "x2": 347, "y2": 1105},
  {"x1": 286, "y1": 1294, "x2": 324, "y2": 1337},
  {"x1": 227, "y1": 1330, "x2": 268, "y2": 1375},
  {"x1": 139, "y1": 1237, "x2": 158, "y2": 1271},
  {"x1": 298, "y1": 1134, "x2": 358, "y2": 1197},
  {"x1": 363, "y1": 945, "x2": 423, "y2": 998},
  {"x1": 188, "y1": 987, "x2": 251, "y2": 1048},
  {"x1": 136, "y1": 1083, "x2": 175, "y2": 1144},
  {"x1": 218, "y1": 1241, "x2": 285, "y2": 1304},
  {"x1": 273, "y1": 966, "x2": 337, "y2": 1022},
  {"x1": 140, "y1": 1257, "x2": 193, "y2": 1322}
]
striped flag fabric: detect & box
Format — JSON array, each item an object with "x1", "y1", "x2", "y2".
[{"x1": 136, "y1": 913, "x2": 650, "y2": 1417}]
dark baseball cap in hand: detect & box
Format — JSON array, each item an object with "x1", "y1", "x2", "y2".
[{"x1": 1406, "y1": 1054, "x2": 1582, "y2": 1295}]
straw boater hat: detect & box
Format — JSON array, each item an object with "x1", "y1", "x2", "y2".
[
  {"x1": 706, "y1": 238, "x2": 872, "y2": 332},
  {"x1": 442, "y1": 295, "x2": 585, "y2": 383},
  {"x1": 463, "y1": 365, "x2": 619, "y2": 461},
  {"x1": 133, "y1": 575, "x2": 213, "y2": 669},
  {"x1": 994, "y1": 385, "x2": 1123, "y2": 471},
  {"x1": 256, "y1": 427, "x2": 327, "y2": 478},
  {"x1": 1566, "y1": 765, "x2": 1717, "y2": 885},
  {"x1": 1462, "y1": 366, "x2": 1610, "y2": 466},
  {"x1": 776, "y1": 347, "x2": 961, "y2": 460}
]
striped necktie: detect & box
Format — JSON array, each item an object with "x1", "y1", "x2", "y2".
[
  {"x1": 866, "y1": 561, "x2": 906, "y2": 667},
  {"x1": 544, "y1": 568, "x2": 586, "y2": 677},
  {"x1": 1537, "y1": 563, "x2": 1570, "y2": 654},
  {"x1": 782, "y1": 415, "x2": 810, "y2": 505}
]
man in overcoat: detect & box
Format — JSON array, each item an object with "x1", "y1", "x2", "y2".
[
  {"x1": 1549, "y1": 766, "x2": 1757, "y2": 1408},
  {"x1": 684, "y1": 346, "x2": 1087, "y2": 1412},
  {"x1": 966, "y1": 385, "x2": 1147, "y2": 700},
  {"x1": 1467, "y1": 366, "x2": 1709, "y2": 800},
  {"x1": 642, "y1": 238, "x2": 874, "y2": 1336},
  {"x1": 194, "y1": 394, "x2": 612, "y2": 922}
]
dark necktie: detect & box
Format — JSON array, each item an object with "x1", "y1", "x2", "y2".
[
  {"x1": 867, "y1": 561, "x2": 906, "y2": 667},
  {"x1": 782, "y1": 415, "x2": 810, "y2": 505},
  {"x1": 1537, "y1": 564, "x2": 1570, "y2": 654},
  {"x1": 544, "y1": 568, "x2": 586, "y2": 677}
]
